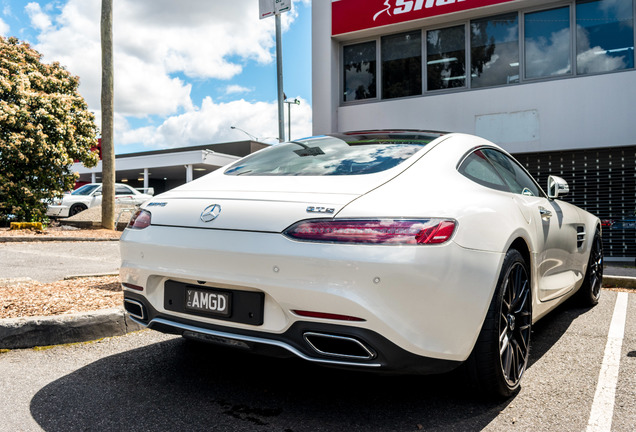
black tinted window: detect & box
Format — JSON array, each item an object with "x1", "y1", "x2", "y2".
[
  {"x1": 343, "y1": 41, "x2": 377, "y2": 101},
  {"x1": 482, "y1": 149, "x2": 542, "y2": 196},
  {"x1": 116, "y1": 186, "x2": 134, "y2": 195},
  {"x1": 458, "y1": 150, "x2": 509, "y2": 191}
]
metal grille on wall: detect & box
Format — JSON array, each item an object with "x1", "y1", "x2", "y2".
[{"x1": 514, "y1": 146, "x2": 636, "y2": 259}]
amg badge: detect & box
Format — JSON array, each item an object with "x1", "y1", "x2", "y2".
[{"x1": 307, "y1": 206, "x2": 335, "y2": 214}]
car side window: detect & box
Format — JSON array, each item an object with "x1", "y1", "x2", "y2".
[
  {"x1": 115, "y1": 186, "x2": 134, "y2": 195},
  {"x1": 458, "y1": 150, "x2": 510, "y2": 192},
  {"x1": 482, "y1": 149, "x2": 542, "y2": 197}
]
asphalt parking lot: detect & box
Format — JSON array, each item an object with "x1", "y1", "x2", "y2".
[
  {"x1": 0, "y1": 241, "x2": 634, "y2": 431},
  {"x1": 0, "y1": 290, "x2": 634, "y2": 431},
  {"x1": 0, "y1": 241, "x2": 120, "y2": 282}
]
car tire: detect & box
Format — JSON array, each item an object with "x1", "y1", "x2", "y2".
[
  {"x1": 576, "y1": 229, "x2": 603, "y2": 307},
  {"x1": 465, "y1": 249, "x2": 532, "y2": 398},
  {"x1": 69, "y1": 204, "x2": 87, "y2": 217}
]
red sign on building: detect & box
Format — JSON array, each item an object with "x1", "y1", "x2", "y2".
[{"x1": 332, "y1": 0, "x2": 516, "y2": 35}]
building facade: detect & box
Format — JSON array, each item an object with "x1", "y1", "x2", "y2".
[
  {"x1": 73, "y1": 141, "x2": 268, "y2": 195},
  {"x1": 313, "y1": 0, "x2": 636, "y2": 259}
]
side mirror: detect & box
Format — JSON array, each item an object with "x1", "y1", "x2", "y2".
[
  {"x1": 93, "y1": 191, "x2": 102, "y2": 197},
  {"x1": 547, "y1": 175, "x2": 569, "y2": 199}
]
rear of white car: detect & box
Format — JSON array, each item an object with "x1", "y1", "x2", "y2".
[
  {"x1": 46, "y1": 183, "x2": 152, "y2": 217},
  {"x1": 120, "y1": 132, "x2": 507, "y2": 373},
  {"x1": 120, "y1": 131, "x2": 601, "y2": 395}
]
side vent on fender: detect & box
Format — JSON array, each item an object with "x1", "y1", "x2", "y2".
[{"x1": 577, "y1": 226, "x2": 586, "y2": 248}]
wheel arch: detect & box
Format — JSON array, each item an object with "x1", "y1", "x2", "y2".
[{"x1": 508, "y1": 237, "x2": 531, "y2": 272}]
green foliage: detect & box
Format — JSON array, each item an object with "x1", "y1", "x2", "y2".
[{"x1": 0, "y1": 36, "x2": 99, "y2": 223}]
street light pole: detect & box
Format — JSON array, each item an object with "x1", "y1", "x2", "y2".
[
  {"x1": 230, "y1": 126, "x2": 258, "y2": 141},
  {"x1": 275, "y1": 14, "x2": 285, "y2": 143},
  {"x1": 284, "y1": 98, "x2": 300, "y2": 141}
]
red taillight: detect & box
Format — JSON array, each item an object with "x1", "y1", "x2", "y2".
[
  {"x1": 415, "y1": 220, "x2": 456, "y2": 244},
  {"x1": 293, "y1": 310, "x2": 366, "y2": 322},
  {"x1": 283, "y1": 218, "x2": 456, "y2": 245},
  {"x1": 127, "y1": 209, "x2": 151, "y2": 230},
  {"x1": 122, "y1": 282, "x2": 144, "y2": 291}
]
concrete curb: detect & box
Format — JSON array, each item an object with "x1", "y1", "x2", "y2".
[
  {"x1": 0, "y1": 308, "x2": 145, "y2": 350},
  {"x1": 603, "y1": 275, "x2": 636, "y2": 289},
  {"x1": 64, "y1": 272, "x2": 119, "y2": 280},
  {"x1": 0, "y1": 236, "x2": 119, "y2": 243}
]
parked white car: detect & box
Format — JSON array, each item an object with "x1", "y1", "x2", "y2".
[
  {"x1": 46, "y1": 183, "x2": 153, "y2": 218},
  {"x1": 120, "y1": 131, "x2": 602, "y2": 397}
]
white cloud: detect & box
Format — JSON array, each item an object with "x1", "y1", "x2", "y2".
[
  {"x1": 118, "y1": 96, "x2": 313, "y2": 150},
  {"x1": 25, "y1": 2, "x2": 51, "y2": 31},
  {"x1": 224, "y1": 85, "x2": 253, "y2": 96},
  {"x1": 30, "y1": 0, "x2": 292, "y2": 117},
  {"x1": 26, "y1": 0, "x2": 312, "y2": 151},
  {"x1": 0, "y1": 17, "x2": 8, "y2": 36}
]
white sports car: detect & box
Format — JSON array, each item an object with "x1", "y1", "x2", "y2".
[
  {"x1": 46, "y1": 183, "x2": 153, "y2": 218},
  {"x1": 120, "y1": 131, "x2": 603, "y2": 396}
]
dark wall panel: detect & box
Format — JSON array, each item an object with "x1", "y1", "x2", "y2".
[{"x1": 515, "y1": 146, "x2": 636, "y2": 258}]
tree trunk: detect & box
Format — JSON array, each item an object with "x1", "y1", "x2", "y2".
[{"x1": 101, "y1": 0, "x2": 115, "y2": 230}]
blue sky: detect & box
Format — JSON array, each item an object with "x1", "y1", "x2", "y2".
[{"x1": 0, "y1": 0, "x2": 313, "y2": 154}]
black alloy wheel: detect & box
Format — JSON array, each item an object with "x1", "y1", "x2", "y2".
[
  {"x1": 465, "y1": 249, "x2": 532, "y2": 397},
  {"x1": 69, "y1": 204, "x2": 87, "y2": 216},
  {"x1": 577, "y1": 229, "x2": 603, "y2": 306},
  {"x1": 498, "y1": 259, "x2": 532, "y2": 390}
]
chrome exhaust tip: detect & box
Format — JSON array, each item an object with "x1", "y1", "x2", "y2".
[
  {"x1": 124, "y1": 299, "x2": 146, "y2": 321},
  {"x1": 303, "y1": 332, "x2": 376, "y2": 360}
]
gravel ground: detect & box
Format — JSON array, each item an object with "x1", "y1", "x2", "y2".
[
  {"x1": 0, "y1": 275, "x2": 121, "y2": 319},
  {"x1": 1, "y1": 215, "x2": 123, "y2": 319}
]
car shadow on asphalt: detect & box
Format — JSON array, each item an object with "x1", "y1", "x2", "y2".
[
  {"x1": 528, "y1": 297, "x2": 591, "y2": 368},
  {"x1": 29, "y1": 302, "x2": 589, "y2": 432}
]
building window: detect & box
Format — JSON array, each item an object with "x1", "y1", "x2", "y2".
[
  {"x1": 343, "y1": 41, "x2": 377, "y2": 102},
  {"x1": 427, "y1": 25, "x2": 466, "y2": 91},
  {"x1": 525, "y1": 7, "x2": 572, "y2": 79},
  {"x1": 471, "y1": 13, "x2": 520, "y2": 88},
  {"x1": 381, "y1": 31, "x2": 422, "y2": 99},
  {"x1": 339, "y1": 0, "x2": 636, "y2": 104},
  {"x1": 576, "y1": 0, "x2": 635, "y2": 75}
]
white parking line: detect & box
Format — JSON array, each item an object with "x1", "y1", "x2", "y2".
[{"x1": 586, "y1": 292, "x2": 629, "y2": 432}]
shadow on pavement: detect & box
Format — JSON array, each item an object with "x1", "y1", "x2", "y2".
[{"x1": 30, "y1": 301, "x2": 588, "y2": 431}]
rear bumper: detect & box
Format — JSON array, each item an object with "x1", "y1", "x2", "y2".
[
  {"x1": 120, "y1": 225, "x2": 504, "y2": 364},
  {"x1": 124, "y1": 291, "x2": 461, "y2": 374},
  {"x1": 46, "y1": 205, "x2": 69, "y2": 217}
]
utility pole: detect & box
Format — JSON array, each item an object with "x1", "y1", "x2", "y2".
[
  {"x1": 275, "y1": 14, "x2": 285, "y2": 142},
  {"x1": 259, "y1": 0, "x2": 291, "y2": 142},
  {"x1": 101, "y1": 0, "x2": 115, "y2": 230},
  {"x1": 284, "y1": 98, "x2": 300, "y2": 141}
]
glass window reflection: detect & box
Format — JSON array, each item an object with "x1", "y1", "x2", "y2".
[
  {"x1": 224, "y1": 134, "x2": 442, "y2": 177},
  {"x1": 343, "y1": 41, "x2": 377, "y2": 102},
  {"x1": 427, "y1": 25, "x2": 466, "y2": 90},
  {"x1": 576, "y1": 0, "x2": 634, "y2": 74},
  {"x1": 525, "y1": 7, "x2": 572, "y2": 79},
  {"x1": 471, "y1": 13, "x2": 520, "y2": 88},
  {"x1": 382, "y1": 31, "x2": 422, "y2": 99}
]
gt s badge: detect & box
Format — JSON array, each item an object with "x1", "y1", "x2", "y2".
[
  {"x1": 307, "y1": 206, "x2": 335, "y2": 214},
  {"x1": 201, "y1": 204, "x2": 222, "y2": 222}
]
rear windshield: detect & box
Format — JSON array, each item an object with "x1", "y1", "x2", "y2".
[{"x1": 224, "y1": 132, "x2": 443, "y2": 176}]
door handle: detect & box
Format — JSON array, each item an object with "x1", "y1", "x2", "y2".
[{"x1": 539, "y1": 207, "x2": 552, "y2": 219}]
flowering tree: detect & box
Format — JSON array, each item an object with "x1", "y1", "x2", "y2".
[{"x1": 0, "y1": 36, "x2": 99, "y2": 223}]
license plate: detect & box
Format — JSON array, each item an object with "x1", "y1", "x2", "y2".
[{"x1": 185, "y1": 288, "x2": 231, "y2": 317}]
